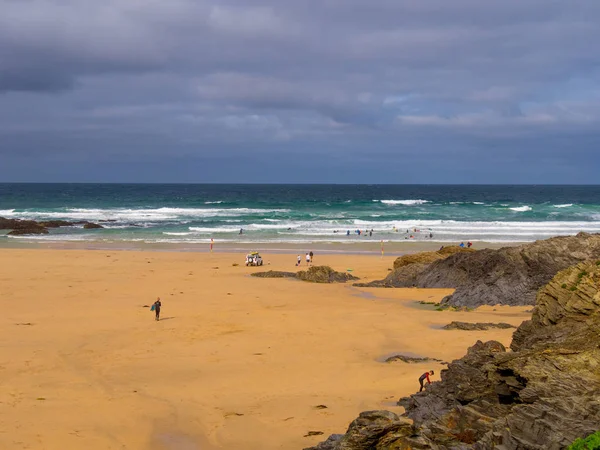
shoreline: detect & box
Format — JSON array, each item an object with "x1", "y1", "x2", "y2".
[{"x1": 0, "y1": 238, "x2": 518, "y2": 255}]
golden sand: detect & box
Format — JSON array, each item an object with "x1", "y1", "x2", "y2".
[{"x1": 0, "y1": 249, "x2": 530, "y2": 449}]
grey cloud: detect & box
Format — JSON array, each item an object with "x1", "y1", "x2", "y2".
[{"x1": 0, "y1": 0, "x2": 599, "y2": 182}]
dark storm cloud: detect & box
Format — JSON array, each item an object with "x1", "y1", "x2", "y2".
[{"x1": 0, "y1": 0, "x2": 599, "y2": 182}]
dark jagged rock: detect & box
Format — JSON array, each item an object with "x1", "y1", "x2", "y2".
[
  {"x1": 297, "y1": 266, "x2": 359, "y2": 283},
  {"x1": 303, "y1": 411, "x2": 415, "y2": 450},
  {"x1": 0, "y1": 218, "x2": 42, "y2": 230},
  {"x1": 442, "y1": 321, "x2": 516, "y2": 331},
  {"x1": 252, "y1": 266, "x2": 358, "y2": 283},
  {"x1": 358, "y1": 233, "x2": 600, "y2": 307},
  {"x1": 393, "y1": 246, "x2": 475, "y2": 270},
  {"x1": 7, "y1": 226, "x2": 49, "y2": 235},
  {"x1": 83, "y1": 222, "x2": 104, "y2": 229},
  {"x1": 384, "y1": 354, "x2": 442, "y2": 364},
  {"x1": 251, "y1": 271, "x2": 296, "y2": 278},
  {"x1": 310, "y1": 261, "x2": 600, "y2": 449},
  {"x1": 0, "y1": 217, "x2": 92, "y2": 234}
]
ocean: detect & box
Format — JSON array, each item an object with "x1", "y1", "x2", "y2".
[{"x1": 1, "y1": 184, "x2": 599, "y2": 247}]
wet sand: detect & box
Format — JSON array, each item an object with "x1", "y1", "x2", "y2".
[
  {"x1": 0, "y1": 249, "x2": 531, "y2": 449},
  {"x1": 0, "y1": 236, "x2": 516, "y2": 255}
]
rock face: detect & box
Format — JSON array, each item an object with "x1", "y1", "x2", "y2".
[
  {"x1": 393, "y1": 246, "x2": 474, "y2": 270},
  {"x1": 442, "y1": 321, "x2": 516, "y2": 331},
  {"x1": 308, "y1": 261, "x2": 600, "y2": 449},
  {"x1": 303, "y1": 411, "x2": 415, "y2": 450},
  {"x1": 358, "y1": 233, "x2": 600, "y2": 307},
  {"x1": 252, "y1": 266, "x2": 358, "y2": 283}
]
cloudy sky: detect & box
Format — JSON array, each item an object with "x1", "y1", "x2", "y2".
[{"x1": 1, "y1": 0, "x2": 599, "y2": 183}]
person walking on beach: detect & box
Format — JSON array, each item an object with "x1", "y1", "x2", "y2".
[
  {"x1": 297, "y1": 254, "x2": 301, "y2": 266},
  {"x1": 152, "y1": 297, "x2": 162, "y2": 321},
  {"x1": 309, "y1": 251, "x2": 314, "y2": 263},
  {"x1": 418, "y1": 370, "x2": 434, "y2": 392},
  {"x1": 305, "y1": 252, "x2": 310, "y2": 266}
]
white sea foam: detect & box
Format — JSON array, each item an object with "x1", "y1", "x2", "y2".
[
  {"x1": 0, "y1": 207, "x2": 290, "y2": 222},
  {"x1": 553, "y1": 204, "x2": 573, "y2": 208},
  {"x1": 188, "y1": 226, "x2": 240, "y2": 233},
  {"x1": 377, "y1": 199, "x2": 430, "y2": 206},
  {"x1": 509, "y1": 206, "x2": 532, "y2": 212},
  {"x1": 449, "y1": 202, "x2": 485, "y2": 205},
  {"x1": 204, "y1": 201, "x2": 223, "y2": 204}
]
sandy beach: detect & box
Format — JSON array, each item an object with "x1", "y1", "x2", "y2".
[{"x1": 0, "y1": 249, "x2": 531, "y2": 450}]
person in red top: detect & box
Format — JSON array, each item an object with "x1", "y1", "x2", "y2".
[{"x1": 419, "y1": 370, "x2": 434, "y2": 392}]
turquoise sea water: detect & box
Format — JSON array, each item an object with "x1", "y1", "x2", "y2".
[{"x1": 1, "y1": 184, "x2": 599, "y2": 245}]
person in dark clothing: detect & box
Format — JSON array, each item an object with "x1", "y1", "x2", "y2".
[
  {"x1": 419, "y1": 370, "x2": 434, "y2": 392},
  {"x1": 153, "y1": 297, "x2": 162, "y2": 321},
  {"x1": 309, "y1": 251, "x2": 314, "y2": 263}
]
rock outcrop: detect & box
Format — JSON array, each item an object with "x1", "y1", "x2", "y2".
[
  {"x1": 358, "y1": 233, "x2": 600, "y2": 307},
  {"x1": 384, "y1": 354, "x2": 442, "y2": 364},
  {"x1": 251, "y1": 270, "x2": 296, "y2": 279},
  {"x1": 304, "y1": 411, "x2": 415, "y2": 450},
  {"x1": 1, "y1": 217, "x2": 103, "y2": 235},
  {"x1": 393, "y1": 246, "x2": 474, "y2": 270},
  {"x1": 307, "y1": 261, "x2": 600, "y2": 450},
  {"x1": 442, "y1": 321, "x2": 516, "y2": 331},
  {"x1": 83, "y1": 222, "x2": 104, "y2": 229},
  {"x1": 7, "y1": 226, "x2": 49, "y2": 235},
  {"x1": 252, "y1": 266, "x2": 358, "y2": 283},
  {"x1": 297, "y1": 266, "x2": 359, "y2": 283}
]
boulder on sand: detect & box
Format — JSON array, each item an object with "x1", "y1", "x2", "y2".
[
  {"x1": 252, "y1": 266, "x2": 359, "y2": 283},
  {"x1": 297, "y1": 266, "x2": 359, "y2": 283},
  {"x1": 251, "y1": 271, "x2": 296, "y2": 279},
  {"x1": 307, "y1": 261, "x2": 600, "y2": 449}
]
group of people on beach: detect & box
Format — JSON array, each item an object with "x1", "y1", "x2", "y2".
[{"x1": 296, "y1": 251, "x2": 314, "y2": 266}]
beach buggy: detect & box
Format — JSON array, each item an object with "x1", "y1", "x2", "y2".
[{"x1": 245, "y1": 252, "x2": 263, "y2": 266}]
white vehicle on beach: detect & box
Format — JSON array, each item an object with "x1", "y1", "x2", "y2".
[{"x1": 245, "y1": 252, "x2": 263, "y2": 266}]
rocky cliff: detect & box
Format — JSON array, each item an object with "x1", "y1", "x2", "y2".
[
  {"x1": 307, "y1": 261, "x2": 600, "y2": 450},
  {"x1": 358, "y1": 233, "x2": 600, "y2": 307}
]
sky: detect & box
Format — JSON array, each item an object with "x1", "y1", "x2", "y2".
[{"x1": 1, "y1": 0, "x2": 599, "y2": 183}]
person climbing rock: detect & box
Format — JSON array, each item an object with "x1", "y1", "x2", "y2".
[{"x1": 418, "y1": 370, "x2": 434, "y2": 392}]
